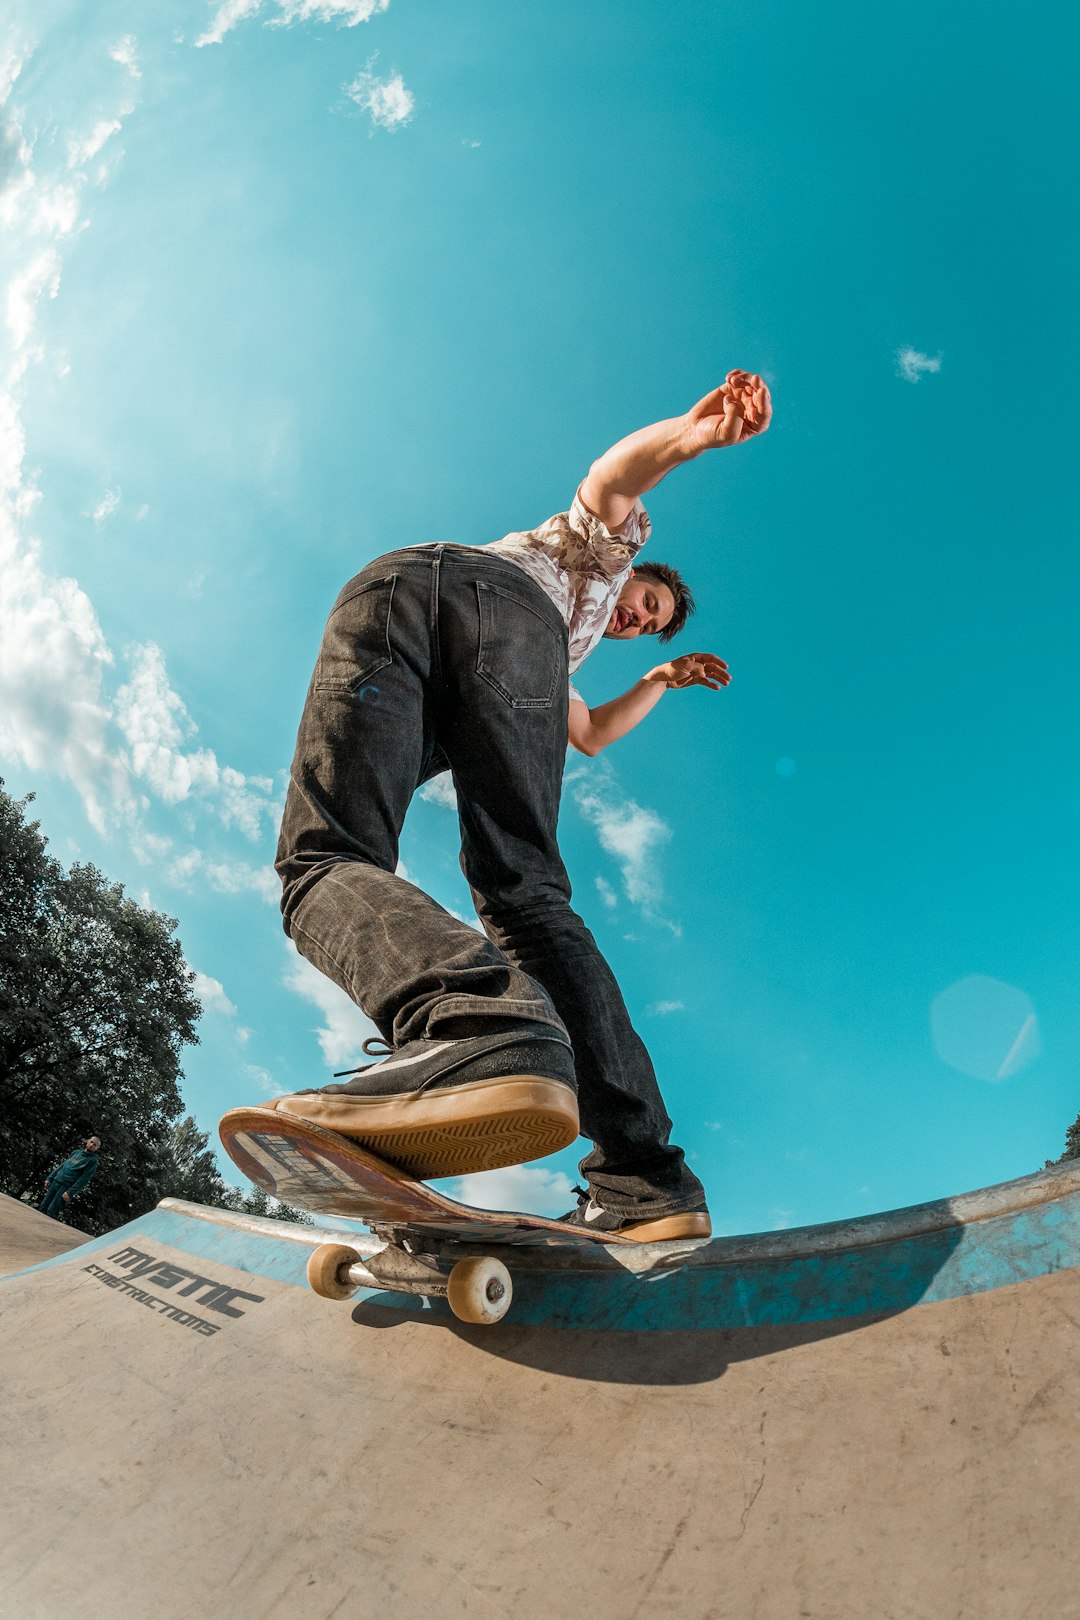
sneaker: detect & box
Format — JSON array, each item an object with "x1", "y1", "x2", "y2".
[
  {"x1": 258, "y1": 1024, "x2": 579, "y2": 1180},
  {"x1": 560, "y1": 1187, "x2": 712, "y2": 1243}
]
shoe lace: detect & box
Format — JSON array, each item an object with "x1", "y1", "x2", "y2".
[{"x1": 332, "y1": 1035, "x2": 394, "y2": 1078}]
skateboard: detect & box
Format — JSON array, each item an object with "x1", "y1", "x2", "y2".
[{"x1": 219, "y1": 1107, "x2": 631, "y2": 1326}]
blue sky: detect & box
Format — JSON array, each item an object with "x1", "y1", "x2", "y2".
[{"x1": 2, "y1": 0, "x2": 1077, "y2": 1234}]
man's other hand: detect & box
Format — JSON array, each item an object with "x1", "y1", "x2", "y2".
[
  {"x1": 645, "y1": 652, "x2": 731, "y2": 691},
  {"x1": 685, "y1": 371, "x2": 772, "y2": 451}
]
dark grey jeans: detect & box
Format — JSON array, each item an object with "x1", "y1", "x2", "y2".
[{"x1": 276, "y1": 544, "x2": 704, "y2": 1215}]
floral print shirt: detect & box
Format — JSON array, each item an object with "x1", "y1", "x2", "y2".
[{"x1": 483, "y1": 487, "x2": 651, "y2": 705}]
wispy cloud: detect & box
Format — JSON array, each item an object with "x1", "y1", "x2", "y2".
[
  {"x1": 167, "y1": 848, "x2": 279, "y2": 903},
  {"x1": 896, "y1": 346, "x2": 942, "y2": 383},
  {"x1": 447, "y1": 1163, "x2": 576, "y2": 1218},
  {"x1": 109, "y1": 36, "x2": 142, "y2": 79},
  {"x1": 191, "y1": 969, "x2": 237, "y2": 1016},
  {"x1": 115, "y1": 643, "x2": 276, "y2": 837},
  {"x1": 283, "y1": 950, "x2": 381, "y2": 1068},
  {"x1": 243, "y1": 1062, "x2": 284, "y2": 1098},
  {"x1": 419, "y1": 772, "x2": 457, "y2": 811},
  {"x1": 345, "y1": 58, "x2": 414, "y2": 132},
  {"x1": 90, "y1": 487, "x2": 121, "y2": 526},
  {"x1": 572, "y1": 763, "x2": 673, "y2": 915},
  {"x1": 277, "y1": 0, "x2": 391, "y2": 23},
  {"x1": 67, "y1": 119, "x2": 124, "y2": 171},
  {"x1": 194, "y1": 0, "x2": 265, "y2": 48},
  {"x1": 195, "y1": 0, "x2": 389, "y2": 48},
  {"x1": 0, "y1": 52, "x2": 134, "y2": 834},
  {"x1": 648, "y1": 999, "x2": 684, "y2": 1016},
  {"x1": 595, "y1": 875, "x2": 617, "y2": 909}
]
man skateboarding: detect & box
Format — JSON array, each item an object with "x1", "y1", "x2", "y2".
[{"x1": 267, "y1": 371, "x2": 771, "y2": 1241}]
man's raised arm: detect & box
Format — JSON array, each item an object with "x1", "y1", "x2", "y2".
[
  {"x1": 568, "y1": 653, "x2": 732, "y2": 756},
  {"x1": 579, "y1": 370, "x2": 771, "y2": 532}
]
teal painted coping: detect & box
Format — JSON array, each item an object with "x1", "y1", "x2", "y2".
[{"x1": 8, "y1": 1170, "x2": 1080, "y2": 1332}]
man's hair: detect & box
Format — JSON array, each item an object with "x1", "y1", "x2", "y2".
[{"x1": 634, "y1": 561, "x2": 695, "y2": 644}]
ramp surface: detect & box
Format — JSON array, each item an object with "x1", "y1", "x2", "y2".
[
  {"x1": 2, "y1": 1161, "x2": 1079, "y2": 1620},
  {"x1": 0, "y1": 1190, "x2": 90, "y2": 1276}
]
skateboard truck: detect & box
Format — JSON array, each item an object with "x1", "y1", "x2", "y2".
[{"x1": 306, "y1": 1240, "x2": 514, "y2": 1326}]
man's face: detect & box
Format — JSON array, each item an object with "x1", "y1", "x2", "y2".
[
  {"x1": 604, "y1": 573, "x2": 676, "y2": 640},
  {"x1": 86, "y1": 1137, "x2": 100, "y2": 1152}
]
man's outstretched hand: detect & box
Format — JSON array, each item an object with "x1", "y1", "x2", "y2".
[
  {"x1": 685, "y1": 371, "x2": 772, "y2": 452},
  {"x1": 645, "y1": 652, "x2": 731, "y2": 691}
]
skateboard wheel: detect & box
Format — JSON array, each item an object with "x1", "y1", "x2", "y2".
[
  {"x1": 307, "y1": 1243, "x2": 362, "y2": 1301},
  {"x1": 446, "y1": 1256, "x2": 513, "y2": 1326}
]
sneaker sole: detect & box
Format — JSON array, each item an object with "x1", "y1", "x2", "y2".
[
  {"x1": 616, "y1": 1212, "x2": 713, "y2": 1243},
  {"x1": 267, "y1": 1075, "x2": 580, "y2": 1180}
]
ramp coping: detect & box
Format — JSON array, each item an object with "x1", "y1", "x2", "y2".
[{"x1": 159, "y1": 1156, "x2": 1080, "y2": 1272}]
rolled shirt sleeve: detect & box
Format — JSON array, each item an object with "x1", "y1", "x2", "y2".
[{"x1": 483, "y1": 487, "x2": 653, "y2": 685}]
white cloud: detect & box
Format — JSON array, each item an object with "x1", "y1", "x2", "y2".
[
  {"x1": 446, "y1": 905, "x2": 485, "y2": 934},
  {"x1": 115, "y1": 643, "x2": 275, "y2": 836},
  {"x1": 109, "y1": 37, "x2": 142, "y2": 78},
  {"x1": 345, "y1": 59, "x2": 414, "y2": 132},
  {"x1": 195, "y1": 0, "x2": 389, "y2": 47},
  {"x1": 243, "y1": 1062, "x2": 285, "y2": 1098},
  {"x1": 283, "y1": 950, "x2": 381, "y2": 1068},
  {"x1": 0, "y1": 53, "x2": 133, "y2": 833},
  {"x1": 165, "y1": 847, "x2": 279, "y2": 902},
  {"x1": 573, "y1": 767, "x2": 671, "y2": 911},
  {"x1": 419, "y1": 772, "x2": 457, "y2": 811},
  {"x1": 448, "y1": 1164, "x2": 577, "y2": 1218},
  {"x1": 276, "y1": 0, "x2": 390, "y2": 23},
  {"x1": 32, "y1": 183, "x2": 81, "y2": 239},
  {"x1": 648, "y1": 1000, "x2": 684, "y2": 1016},
  {"x1": 0, "y1": 41, "x2": 282, "y2": 885},
  {"x1": 67, "y1": 119, "x2": 125, "y2": 170},
  {"x1": 191, "y1": 969, "x2": 237, "y2": 1016},
  {"x1": 595, "y1": 875, "x2": 617, "y2": 909},
  {"x1": 0, "y1": 47, "x2": 25, "y2": 105},
  {"x1": 0, "y1": 520, "x2": 127, "y2": 834},
  {"x1": 195, "y1": 0, "x2": 264, "y2": 48},
  {"x1": 896, "y1": 346, "x2": 942, "y2": 384},
  {"x1": 90, "y1": 487, "x2": 120, "y2": 526},
  {"x1": 7, "y1": 249, "x2": 61, "y2": 351}
]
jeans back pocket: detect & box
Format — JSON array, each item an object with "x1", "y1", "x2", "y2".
[
  {"x1": 314, "y1": 575, "x2": 396, "y2": 694},
  {"x1": 475, "y1": 580, "x2": 565, "y2": 708}
]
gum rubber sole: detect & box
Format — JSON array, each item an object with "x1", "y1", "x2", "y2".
[
  {"x1": 268, "y1": 1075, "x2": 580, "y2": 1180},
  {"x1": 615, "y1": 1211, "x2": 713, "y2": 1243}
]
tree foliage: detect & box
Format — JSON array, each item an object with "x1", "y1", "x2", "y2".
[
  {"x1": 156, "y1": 1114, "x2": 311, "y2": 1225},
  {"x1": 0, "y1": 785, "x2": 310, "y2": 1232},
  {"x1": 1047, "y1": 1111, "x2": 1080, "y2": 1168},
  {"x1": 0, "y1": 785, "x2": 203, "y2": 1232}
]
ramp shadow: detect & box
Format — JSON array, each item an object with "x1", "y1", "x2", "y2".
[{"x1": 347, "y1": 1217, "x2": 966, "y2": 1385}]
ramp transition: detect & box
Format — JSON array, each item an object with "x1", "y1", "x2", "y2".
[{"x1": 2, "y1": 1160, "x2": 1078, "y2": 1619}]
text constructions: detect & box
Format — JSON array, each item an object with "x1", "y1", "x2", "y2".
[{"x1": 84, "y1": 1245, "x2": 266, "y2": 1337}]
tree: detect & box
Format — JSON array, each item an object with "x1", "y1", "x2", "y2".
[
  {"x1": 155, "y1": 1115, "x2": 311, "y2": 1225},
  {"x1": 0, "y1": 784, "x2": 200, "y2": 1234},
  {"x1": 1047, "y1": 1111, "x2": 1080, "y2": 1168}
]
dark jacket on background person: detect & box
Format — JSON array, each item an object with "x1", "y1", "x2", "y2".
[{"x1": 46, "y1": 1147, "x2": 99, "y2": 1196}]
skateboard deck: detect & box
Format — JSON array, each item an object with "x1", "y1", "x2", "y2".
[{"x1": 218, "y1": 1107, "x2": 631, "y2": 1324}]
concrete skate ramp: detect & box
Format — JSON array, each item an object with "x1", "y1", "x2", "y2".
[
  {"x1": 0, "y1": 1190, "x2": 90, "y2": 1275},
  {"x1": 3, "y1": 1161, "x2": 1079, "y2": 1620}
]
